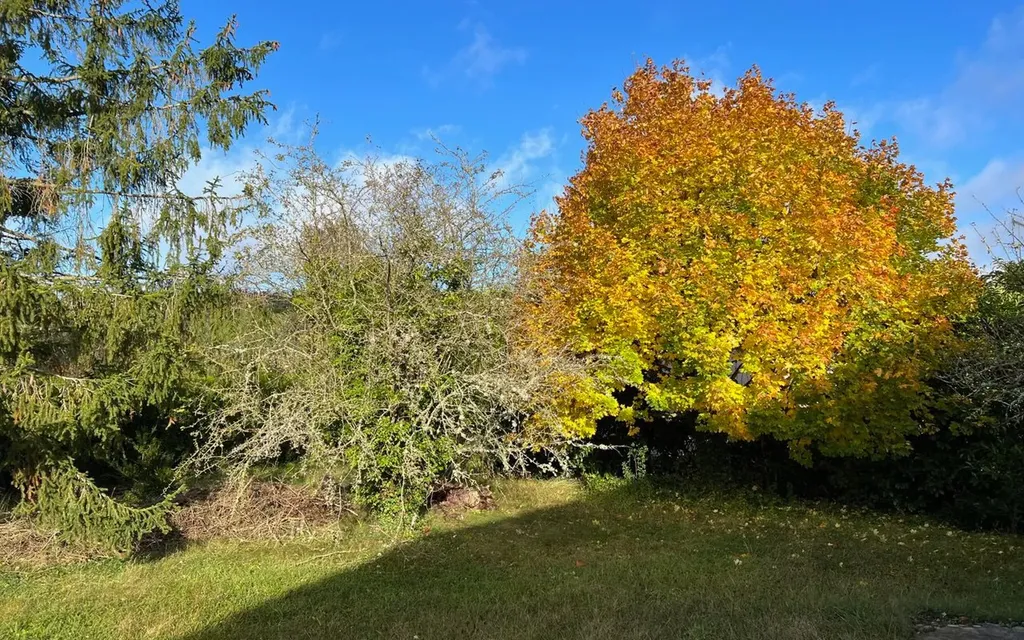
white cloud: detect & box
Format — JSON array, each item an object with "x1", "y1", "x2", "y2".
[
  {"x1": 177, "y1": 146, "x2": 257, "y2": 199},
  {"x1": 490, "y1": 129, "x2": 568, "y2": 232},
  {"x1": 263, "y1": 130, "x2": 562, "y2": 238},
  {"x1": 952, "y1": 8, "x2": 1024, "y2": 106},
  {"x1": 333, "y1": 149, "x2": 417, "y2": 175},
  {"x1": 494, "y1": 129, "x2": 554, "y2": 186},
  {"x1": 423, "y1": 22, "x2": 526, "y2": 88},
  {"x1": 804, "y1": 95, "x2": 885, "y2": 140},
  {"x1": 535, "y1": 178, "x2": 567, "y2": 214},
  {"x1": 130, "y1": 110, "x2": 305, "y2": 269},
  {"x1": 893, "y1": 98, "x2": 965, "y2": 146},
  {"x1": 958, "y1": 158, "x2": 1024, "y2": 206},
  {"x1": 893, "y1": 7, "x2": 1024, "y2": 146},
  {"x1": 686, "y1": 45, "x2": 732, "y2": 96},
  {"x1": 955, "y1": 158, "x2": 1024, "y2": 265},
  {"x1": 177, "y1": 108, "x2": 301, "y2": 199},
  {"x1": 840, "y1": 102, "x2": 885, "y2": 139},
  {"x1": 330, "y1": 149, "x2": 423, "y2": 220}
]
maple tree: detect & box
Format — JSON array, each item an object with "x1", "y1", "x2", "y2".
[{"x1": 521, "y1": 60, "x2": 979, "y2": 459}]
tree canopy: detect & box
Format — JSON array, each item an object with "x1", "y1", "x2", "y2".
[{"x1": 522, "y1": 60, "x2": 979, "y2": 459}]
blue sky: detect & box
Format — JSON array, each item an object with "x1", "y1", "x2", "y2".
[{"x1": 181, "y1": 0, "x2": 1024, "y2": 262}]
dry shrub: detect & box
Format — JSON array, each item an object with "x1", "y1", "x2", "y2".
[
  {"x1": 0, "y1": 479, "x2": 344, "y2": 568},
  {"x1": 170, "y1": 479, "x2": 342, "y2": 543},
  {"x1": 0, "y1": 515, "x2": 116, "y2": 569},
  {"x1": 428, "y1": 485, "x2": 496, "y2": 519}
]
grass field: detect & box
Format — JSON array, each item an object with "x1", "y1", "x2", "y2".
[{"x1": 1, "y1": 478, "x2": 1022, "y2": 639}]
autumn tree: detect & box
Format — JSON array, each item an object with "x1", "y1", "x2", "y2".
[
  {"x1": 522, "y1": 60, "x2": 978, "y2": 460},
  {"x1": 0, "y1": 0, "x2": 275, "y2": 547}
]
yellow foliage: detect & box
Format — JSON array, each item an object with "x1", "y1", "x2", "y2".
[{"x1": 520, "y1": 60, "x2": 979, "y2": 456}]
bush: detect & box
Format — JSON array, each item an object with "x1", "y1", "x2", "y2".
[
  {"x1": 190, "y1": 136, "x2": 583, "y2": 523},
  {"x1": 919, "y1": 236, "x2": 1024, "y2": 531}
]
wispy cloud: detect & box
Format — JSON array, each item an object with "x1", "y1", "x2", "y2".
[
  {"x1": 412, "y1": 124, "x2": 462, "y2": 142},
  {"x1": 893, "y1": 98, "x2": 964, "y2": 146},
  {"x1": 886, "y1": 8, "x2": 1024, "y2": 264},
  {"x1": 840, "y1": 103, "x2": 885, "y2": 139},
  {"x1": 955, "y1": 158, "x2": 1024, "y2": 264},
  {"x1": 958, "y1": 158, "x2": 1024, "y2": 206},
  {"x1": 893, "y1": 7, "x2": 1024, "y2": 146},
  {"x1": 491, "y1": 129, "x2": 569, "y2": 229},
  {"x1": 686, "y1": 45, "x2": 732, "y2": 96},
  {"x1": 177, "y1": 108, "x2": 301, "y2": 199},
  {"x1": 494, "y1": 129, "x2": 554, "y2": 186},
  {"x1": 804, "y1": 93, "x2": 885, "y2": 140},
  {"x1": 423, "y1": 21, "x2": 526, "y2": 88},
  {"x1": 951, "y1": 8, "x2": 1024, "y2": 108}
]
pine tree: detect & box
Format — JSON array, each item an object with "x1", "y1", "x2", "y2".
[{"x1": 0, "y1": 0, "x2": 276, "y2": 548}]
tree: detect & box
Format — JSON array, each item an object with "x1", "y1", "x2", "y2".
[
  {"x1": 189, "y1": 135, "x2": 583, "y2": 524},
  {"x1": 522, "y1": 60, "x2": 979, "y2": 459},
  {"x1": 0, "y1": 0, "x2": 275, "y2": 547},
  {"x1": 934, "y1": 202, "x2": 1024, "y2": 530}
]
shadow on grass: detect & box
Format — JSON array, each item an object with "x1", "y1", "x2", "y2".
[
  {"x1": 135, "y1": 528, "x2": 192, "y2": 563},
  {"x1": 175, "y1": 485, "x2": 1024, "y2": 640}
]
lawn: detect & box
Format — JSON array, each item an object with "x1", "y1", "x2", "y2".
[{"x1": 1, "y1": 479, "x2": 1022, "y2": 640}]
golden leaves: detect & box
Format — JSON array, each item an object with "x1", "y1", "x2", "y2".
[{"x1": 520, "y1": 59, "x2": 980, "y2": 454}]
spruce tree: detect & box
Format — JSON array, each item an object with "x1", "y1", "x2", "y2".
[{"x1": 0, "y1": 0, "x2": 276, "y2": 548}]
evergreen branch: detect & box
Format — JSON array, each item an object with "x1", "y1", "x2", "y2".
[
  {"x1": 27, "y1": 368, "x2": 94, "y2": 384},
  {"x1": 3, "y1": 62, "x2": 171, "y2": 85},
  {"x1": 17, "y1": 7, "x2": 95, "y2": 23},
  {"x1": 0, "y1": 227, "x2": 41, "y2": 242},
  {"x1": 0, "y1": 0, "x2": 277, "y2": 550},
  {"x1": 19, "y1": 180, "x2": 245, "y2": 203}
]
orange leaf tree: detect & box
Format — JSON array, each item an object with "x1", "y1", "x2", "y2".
[{"x1": 521, "y1": 60, "x2": 979, "y2": 459}]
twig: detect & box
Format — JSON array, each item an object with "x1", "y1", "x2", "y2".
[{"x1": 296, "y1": 549, "x2": 362, "y2": 565}]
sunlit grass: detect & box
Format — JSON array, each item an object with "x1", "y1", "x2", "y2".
[{"x1": 1, "y1": 478, "x2": 1022, "y2": 639}]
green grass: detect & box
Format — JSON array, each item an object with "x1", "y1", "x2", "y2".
[{"x1": 1, "y1": 478, "x2": 1022, "y2": 639}]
